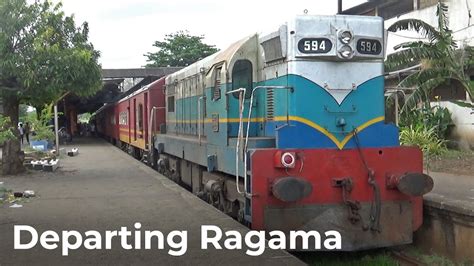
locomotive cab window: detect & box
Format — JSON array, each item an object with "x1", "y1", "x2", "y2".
[{"x1": 232, "y1": 60, "x2": 253, "y2": 99}]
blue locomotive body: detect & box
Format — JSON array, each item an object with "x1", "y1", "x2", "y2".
[{"x1": 152, "y1": 15, "x2": 433, "y2": 250}]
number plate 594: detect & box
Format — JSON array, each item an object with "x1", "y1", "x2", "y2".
[
  {"x1": 357, "y1": 39, "x2": 382, "y2": 55},
  {"x1": 298, "y1": 38, "x2": 333, "y2": 54}
]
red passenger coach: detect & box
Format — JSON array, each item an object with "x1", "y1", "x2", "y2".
[
  {"x1": 95, "y1": 103, "x2": 118, "y2": 141},
  {"x1": 114, "y1": 77, "x2": 166, "y2": 155}
]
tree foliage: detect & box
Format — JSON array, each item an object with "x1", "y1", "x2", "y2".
[
  {"x1": 32, "y1": 102, "x2": 55, "y2": 141},
  {"x1": 145, "y1": 31, "x2": 218, "y2": 67},
  {"x1": 0, "y1": 115, "x2": 15, "y2": 144},
  {"x1": 0, "y1": 0, "x2": 102, "y2": 106},
  {"x1": 0, "y1": 0, "x2": 102, "y2": 174},
  {"x1": 386, "y1": 1, "x2": 474, "y2": 112}
]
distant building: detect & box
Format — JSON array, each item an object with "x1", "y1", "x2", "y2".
[
  {"x1": 343, "y1": 0, "x2": 440, "y2": 19},
  {"x1": 343, "y1": 0, "x2": 473, "y2": 52},
  {"x1": 343, "y1": 0, "x2": 474, "y2": 148}
]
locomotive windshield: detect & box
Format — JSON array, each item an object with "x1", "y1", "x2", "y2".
[{"x1": 232, "y1": 60, "x2": 253, "y2": 99}]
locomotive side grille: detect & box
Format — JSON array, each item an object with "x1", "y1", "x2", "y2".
[
  {"x1": 266, "y1": 89, "x2": 275, "y2": 121},
  {"x1": 213, "y1": 66, "x2": 222, "y2": 101},
  {"x1": 213, "y1": 80, "x2": 221, "y2": 100}
]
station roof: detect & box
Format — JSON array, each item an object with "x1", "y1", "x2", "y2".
[
  {"x1": 64, "y1": 67, "x2": 182, "y2": 114},
  {"x1": 102, "y1": 67, "x2": 182, "y2": 79}
]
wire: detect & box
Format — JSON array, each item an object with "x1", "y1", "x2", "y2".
[
  {"x1": 453, "y1": 24, "x2": 474, "y2": 33},
  {"x1": 455, "y1": 36, "x2": 474, "y2": 42},
  {"x1": 353, "y1": 128, "x2": 381, "y2": 232},
  {"x1": 388, "y1": 32, "x2": 426, "y2": 40}
]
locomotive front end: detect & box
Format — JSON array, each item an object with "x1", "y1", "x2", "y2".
[
  {"x1": 249, "y1": 15, "x2": 434, "y2": 250},
  {"x1": 250, "y1": 147, "x2": 433, "y2": 250}
]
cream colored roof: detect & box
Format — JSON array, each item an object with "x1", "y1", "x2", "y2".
[{"x1": 166, "y1": 35, "x2": 254, "y2": 83}]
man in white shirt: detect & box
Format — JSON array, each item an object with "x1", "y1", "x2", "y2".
[{"x1": 18, "y1": 123, "x2": 24, "y2": 144}]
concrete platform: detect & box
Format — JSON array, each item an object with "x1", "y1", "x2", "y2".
[
  {"x1": 425, "y1": 171, "x2": 474, "y2": 216},
  {"x1": 0, "y1": 138, "x2": 303, "y2": 265},
  {"x1": 415, "y1": 171, "x2": 474, "y2": 262}
]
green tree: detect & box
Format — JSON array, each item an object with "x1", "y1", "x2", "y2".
[
  {"x1": 145, "y1": 31, "x2": 218, "y2": 67},
  {"x1": 19, "y1": 104, "x2": 28, "y2": 120},
  {"x1": 0, "y1": 115, "x2": 15, "y2": 144},
  {"x1": 386, "y1": 1, "x2": 474, "y2": 112},
  {"x1": 0, "y1": 0, "x2": 102, "y2": 175}
]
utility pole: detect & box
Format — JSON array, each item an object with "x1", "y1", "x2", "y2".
[
  {"x1": 53, "y1": 92, "x2": 70, "y2": 155},
  {"x1": 54, "y1": 104, "x2": 59, "y2": 154}
]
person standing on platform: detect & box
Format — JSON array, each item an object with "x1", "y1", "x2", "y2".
[
  {"x1": 90, "y1": 122, "x2": 96, "y2": 137},
  {"x1": 24, "y1": 122, "x2": 31, "y2": 144},
  {"x1": 18, "y1": 123, "x2": 24, "y2": 145}
]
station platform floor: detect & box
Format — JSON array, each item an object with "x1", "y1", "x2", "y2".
[
  {"x1": 0, "y1": 138, "x2": 303, "y2": 265},
  {"x1": 425, "y1": 171, "x2": 474, "y2": 217}
]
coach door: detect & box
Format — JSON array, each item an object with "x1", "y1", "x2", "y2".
[
  {"x1": 143, "y1": 92, "x2": 148, "y2": 148},
  {"x1": 127, "y1": 102, "x2": 131, "y2": 143}
]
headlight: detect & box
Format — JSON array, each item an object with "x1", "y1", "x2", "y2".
[
  {"x1": 281, "y1": 152, "x2": 295, "y2": 168},
  {"x1": 339, "y1": 45, "x2": 354, "y2": 59},
  {"x1": 339, "y1": 30, "x2": 353, "y2": 44}
]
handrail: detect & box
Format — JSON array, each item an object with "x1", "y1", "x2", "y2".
[
  {"x1": 226, "y1": 86, "x2": 293, "y2": 197},
  {"x1": 198, "y1": 96, "x2": 205, "y2": 145},
  {"x1": 226, "y1": 88, "x2": 247, "y2": 195},
  {"x1": 243, "y1": 86, "x2": 293, "y2": 196},
  {"x1": 148, "y1": 107, "x2": 157, "y2": 152},
  {"x1": 148, "y1": 106, "x2": 166, "y2": 152}
]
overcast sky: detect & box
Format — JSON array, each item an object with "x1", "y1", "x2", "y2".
[{"x1": 55, "y1": 0, "x2": 366, "y2": 68}]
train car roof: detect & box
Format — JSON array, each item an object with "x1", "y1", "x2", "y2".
[
  {"x1": 165, "y1": 34, "x2": 255, "y2": 83},
  {"x1": 117, "y1": 76, "x2": 165, "y2": 104}
]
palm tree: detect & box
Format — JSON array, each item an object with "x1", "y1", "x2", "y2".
[{"x1": 386, "y1": 0, "x2": 473, "y2": 112}]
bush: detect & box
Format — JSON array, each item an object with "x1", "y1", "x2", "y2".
[
  {"x1": 400, "y1": 105, "x2": 453, "y2": 140},
  {"x1": 400, "y1": 126, "x2": 446, "y2": 156},
  {"x1": 32, "y1": 103, "x2": 55, "y2": 142}
]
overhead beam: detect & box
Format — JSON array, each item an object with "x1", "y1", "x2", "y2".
[
  {"x1": 341, "y1": 0, "x2": 400, "y2": 15},
  {"x1": 101, "y1": 67, "x2": 182, "y2": 79}
]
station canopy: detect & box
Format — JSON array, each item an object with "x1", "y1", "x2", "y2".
[{"x1": 66, "y1": 67, "x2": 181, "y2": 114}]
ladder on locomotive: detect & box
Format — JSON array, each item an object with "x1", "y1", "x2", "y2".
[{"x1": 227, "y1": 86, "x2": 293, "y2": 222}]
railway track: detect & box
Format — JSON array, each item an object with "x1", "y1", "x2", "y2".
[
  {"x1": 130, "y1": 148, "x2": 435, "y2": 266},
  {"x1": 391, "y1": 251, "x2": 426, "y2": 266}
]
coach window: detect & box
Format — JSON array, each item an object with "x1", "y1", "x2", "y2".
[
  {"x1": 232, "y1": 60, "x2": 253, "y2": 98},
  {"x1": 212, "y1": 66, "x2": 222, "y2": 101}
]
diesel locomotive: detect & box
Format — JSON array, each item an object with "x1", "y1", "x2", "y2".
[{"x1": 96, "y1": 15, "x2": 434, "y2": 250}]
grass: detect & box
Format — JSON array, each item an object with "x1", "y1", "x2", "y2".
[
  {"x1": 0, "y1": 186, "x2": 14, "y2": 205},
  {"x1": 418, "y1": 254, "x2": 457, "y2": 266},
  {"x1": 294, "y1": 246, "x2": 465, "y2": 266},
  {"x1": 404, "y1": 246, "x2": 468, "y2": 266},
  {"x1": 294, "y1": 251, "x2": 398, "y2": 266},
  {"x1": 426, "y1": 148, "x2": 474, "y2": 176},
  {"x1": 430, "y1": 148, "x2": 474, "y2": 160}
]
